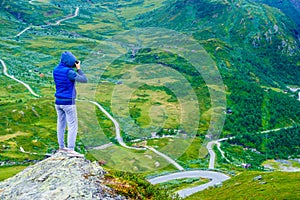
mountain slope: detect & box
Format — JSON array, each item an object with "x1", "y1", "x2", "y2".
[
  {"x1": 0, "y1": 0, "x2": 299, "y2": 175},
  {"x1": 251, "y1": 0, "x2": 300, "y2": 28},
  {"x1": 186, "y1": 171, "x2": 300, "y2": 200},
  {"x1": 138, "y1": 0, "x2": 300, "y2": 85},
  {"x1": 136, "y1": 0, "x2": 300, "y2": 136}
]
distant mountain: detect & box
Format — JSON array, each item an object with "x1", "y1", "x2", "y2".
[
  {"x1": 137, "y1": 0, "x2": 300, "y2": 134},
  {"x1": 138, "y1": 0, "x2": 300, "y2": 85},
  {"x1": 251, "y1": 0, "x2": 300, "y2": 27}
]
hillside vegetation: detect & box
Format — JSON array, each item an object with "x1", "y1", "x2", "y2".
[
  {"x1": 138, "y1": 0, "x2": 300, "y2": 135},
  {"x1": 0, "y1": 0, "x2": 299, "y2": 198},
  {"x1": 252, "y1": 0, "x2": 300, "y2": 27},
  {"x1": 186, "y1": 171, "x2": 300, "y2": 200}
]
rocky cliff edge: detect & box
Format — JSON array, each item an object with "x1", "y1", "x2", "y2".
[{"x1": 0, "y1": 152, "x2": 125, "y2": 200}]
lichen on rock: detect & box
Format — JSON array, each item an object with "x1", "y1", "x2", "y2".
[{"x1": 0, "y1": 152, "x2": 125, "y2": 200}]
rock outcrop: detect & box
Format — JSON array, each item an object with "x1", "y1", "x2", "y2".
[{"x1": 0, "y1": 153, "x2": 125, "y2": 200}]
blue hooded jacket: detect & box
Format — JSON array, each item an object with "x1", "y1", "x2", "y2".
[{"x1": 53, "y1": 51, "x2": 77, "y2": 104}]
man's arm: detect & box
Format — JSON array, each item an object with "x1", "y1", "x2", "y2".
[
  {"x1": 67, "y1": 61, "x2": 88, "y2": 83},
  {"x1": 68, "y1": 69, "x2": 88, "y2": 83}
]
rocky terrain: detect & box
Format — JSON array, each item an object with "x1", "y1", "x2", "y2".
[{"x1": 0, "y1": 153, "x2": 125, "y2": 200}]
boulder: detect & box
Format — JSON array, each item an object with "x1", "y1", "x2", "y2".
[{"x1": 0, "y1": 152, "x2": 125, "y2": 200}]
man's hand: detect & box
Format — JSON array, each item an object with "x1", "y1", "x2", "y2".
[{"x1": 75, "y1": 60, "x2": 81, "y2": 70}]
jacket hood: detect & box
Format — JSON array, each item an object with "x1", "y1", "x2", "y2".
[{"x1": 60, "y1": 51, "x2": 76, "y2": 67}]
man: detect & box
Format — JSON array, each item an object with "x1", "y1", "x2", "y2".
[{"x1": 53, "y1": 51, "x2": 87, "y2": 157}]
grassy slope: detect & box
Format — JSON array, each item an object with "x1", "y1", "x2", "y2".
[
  {"x1": 186, "y1": 171, "x2": 300, "y2": 200},
  {"x1": 136, "y1": 0, "x2": 300, "y2": 136},
  {"x1": 252, "y1": 0, "x2": 300, "y2": 27},
  {"x1": 0, "y1": 0, "x2": 299, "y2": 193},
  {"x1": 2, "y1": 0, "x2": 195, "y2": 173},
  {"x1": 0, "y1": 166, "x2": 28, "y2": 181},
  {"x1": 138, "y1": 0, "x2": 300, "y2": 84}
]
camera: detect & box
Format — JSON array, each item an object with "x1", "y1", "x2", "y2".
[{"x1": 73, "y1": 60, "x2": 79, "y2": 68}]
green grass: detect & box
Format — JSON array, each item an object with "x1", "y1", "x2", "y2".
[
  {"x1": 158, "y1": 177, "x2": 209, "y2": 193},
  {"x1": 151, "y1": 137, "x2": 196, "y2": 161},
  {"x1": 145, "y1": 138, "x2": 175, "y2": 149},
  {"x1": 129, "y1": 87, "x2": 180, "y2": 128},
  {"x1": 88, "y1": 145, "x2": 178, "y2": 174},
  {"x1": 0, "y1": 166, "x2": 28, "y2": 181},
  {"x1": 185, "y1": 171, "x2": 300, "y2": 200},
  {"x1": 77, "y1": 101, "x2": 113, "y2": 147},
  {"x1": 183, "y1": 137, "x2": 205, "y2": 159},
  {"x1": 1, "y1": 2, "x2": 300, "y2": 196},
  {"x1": 291, "y1": 160, "x2": 300, "y2": 168},
  {"x1": 116, "y1": 0, "x2": 165, "y2": 22},
  {"x1": 0, "y1": 87, "x2": 59, "y2": 161},
  {"x1": 262, "y1": 159, "x2": 300, "y2": 171},
  {"x1": 93, "y1": 58, "x2": 207, "y2": 138},
  {"x1": 103, "y1": 169, "x2": 180, "y2": 200}
]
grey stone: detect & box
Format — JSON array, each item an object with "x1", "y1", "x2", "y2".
[
  {"x1": 259, "y1": 181, "x2": 267, "y2": 184},
  {"x1": 0, "y1": 152, "x2": 126, "y2": 200},
  {"x1": 253, "y1": 175, "x2": 262, "y2": 181}
]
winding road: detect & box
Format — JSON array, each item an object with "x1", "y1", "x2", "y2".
[
  {"x1": 0, "y1": 59, "x2": 40, "y2": 97},
  {"x1": 207, "y1": 125, "x2": 297, "y2": 169},
  {"x1": 16, "y1": 26, "x2": 32, "y2": 37},
  {"x1": 89, "y1": 100, "x2": 185, "y2": 170},
  {"x1": 207, "y1": 141, "x2": 217, "y2": 169},
  {"x1": 3, "y1": 4, "x2": 232, "y2": 197},
  {"x1": 90, "y1": 99, "x2": 229, "y2": 196},
  {"x1": 88, "y1": 100, "x2": 146, "y2": 151},
  {"x1": 53, "y1": 7, "x2": 79, "y2": 26},
  {"x1": 16, "y1": 7, "x2": 79, "y2": 37},
  {"x1": 207, "y1": 138, "x2": 231, "y2": 169},
  {"x1": 146, "y1": 146, "x2": 184, "y2": 171},
  {"x1": 148, "y1": 170, "x2": 230, "y2": 198},
  {"x1": 1, "y1": 57, "x2": 230, "y2": 197}
]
